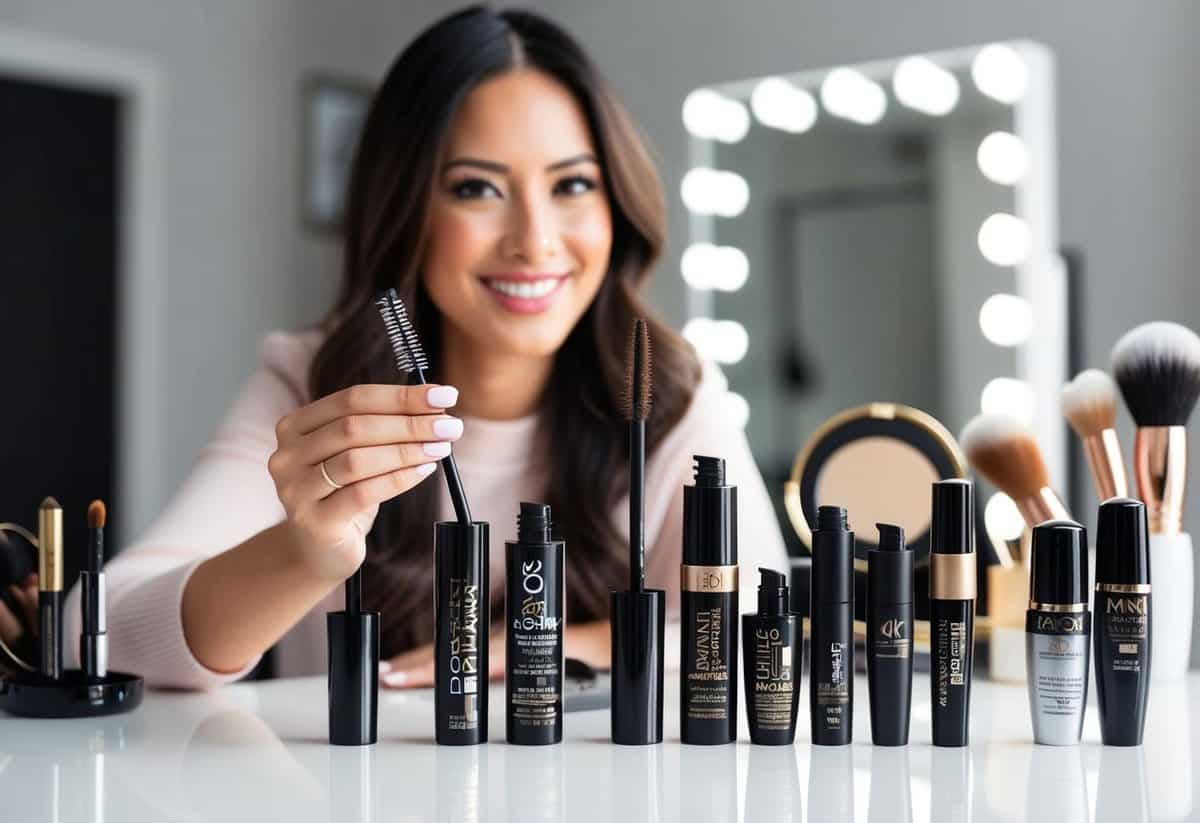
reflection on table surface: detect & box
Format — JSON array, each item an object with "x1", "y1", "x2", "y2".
[{"x1": 0, "y1": 673, "x2": 1193, "y2": 822}]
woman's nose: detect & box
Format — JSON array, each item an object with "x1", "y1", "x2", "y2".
[{"x1": 503, "y1": 191, "x2": 560, "y2": 265}]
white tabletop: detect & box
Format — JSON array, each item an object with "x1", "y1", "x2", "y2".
[{"x1": 0, "y1": 671, "x2": 1194, "y2": 822}]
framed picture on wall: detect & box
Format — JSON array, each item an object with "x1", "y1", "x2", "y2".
[{"x1": 301, "y1": 74, "x2": 372, "y2": 231}]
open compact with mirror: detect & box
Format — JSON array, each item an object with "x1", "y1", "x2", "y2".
[{"x1": 679, "y1": 42, "x2": 1067, "y2": 658}]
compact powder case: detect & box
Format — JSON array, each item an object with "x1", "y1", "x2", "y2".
[{"x1": 785, "y1": 402, "x2": 968, "y2": 573}]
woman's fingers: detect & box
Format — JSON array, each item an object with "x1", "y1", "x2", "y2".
[
  {"x1": 296, "y1": 413, "x2": 464, "y2": 467},
  {"x1": 277, "y1": 384, "x2": 458, "y2": 440},
  {"x1": 315, "y1": 461, "x2": 439, "y2": 523},
  {"x1": 302, "y1": 441, "x2": 452, "y2": 500}
]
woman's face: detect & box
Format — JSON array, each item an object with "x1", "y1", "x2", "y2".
[{"x1": 421, "y1": 68, "x2": 613, "y2": 360}]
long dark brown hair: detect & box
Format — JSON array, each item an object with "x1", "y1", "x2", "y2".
[{"x1": 310, "y1": 6, "x2": 701, "y2": 655}]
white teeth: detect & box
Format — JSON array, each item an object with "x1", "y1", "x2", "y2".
[{"x1": 485, "y1": 278, "x2": 561, "y2": 299}]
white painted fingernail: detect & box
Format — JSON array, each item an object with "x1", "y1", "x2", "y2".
[
  {"x1": 378, "y1": 660, "x2": 392, "y2": 674},
  {"x1": 383, "y1": 671, "x2": 409, "y2": 687},
  {"x1": 416, "y1": 462, "x2": 437, "y2": 477},
  {"x1": 432, "y1": 417, "x2": 464, "y2": 440},
  {"x1": 422, "y1": 441, "x2": 452, "y2": 458},
  {"x1": 426, "y1": 386, "x2": 459, "y2": 408}
]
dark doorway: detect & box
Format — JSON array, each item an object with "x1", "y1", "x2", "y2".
[{"x1": 0, "y1": 75, "x2": 120, "y2": 588}]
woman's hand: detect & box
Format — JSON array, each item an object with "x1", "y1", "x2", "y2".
[
  {"x1": 267, "y1": 383, "x2": 463, "y2": 583},
  {"x1": 378, "y1": 620, "x2": 612, "y2": 688}
]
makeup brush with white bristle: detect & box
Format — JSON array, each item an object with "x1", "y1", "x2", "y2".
[
  {"x1": 1111, "y1": 320, "x2": 1200, "y2": 682},
  {"x1": 1061, "y1": 369, "x2": 1129, "y2": 501},
  {"x1": 1112, "y1": 321, "x2": 1200, "y2": 534},
  {"x1": 960, "y1": 414, "x2": 1071, "y2": 551}
]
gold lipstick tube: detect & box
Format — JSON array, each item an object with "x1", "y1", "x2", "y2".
[{"x1": 38, "y1": 497, "x2": 64, "y2": 679}]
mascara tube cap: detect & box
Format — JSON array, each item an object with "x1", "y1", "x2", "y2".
[
  {"x1": 610, "y1": 588, "x2": 665, "y2": 744},
  {"x1": 683, "y1": 456, "x2": 737, "y2": 566},
  {"x1": 931, "y1": 480, "x2": 974, "y2": 555},
  {"x1": 1095, "y1": 498, "x2": 1150, "y2": 586},
  {"x1": 811, "y1": 505, "x2": 853, "y2": 605},
  {"x1": 327, "y1": 608, "x2": 380, "y2": 746},
  {"x1": 1030, "y1": 520, "x2": 1088, "y2": 606},
  {"x1": 868, "y1": 523, "x2": 913, "y2": 606},
  {"x1": 757, "y1": 567, "x2": 789, "y2": 617}
]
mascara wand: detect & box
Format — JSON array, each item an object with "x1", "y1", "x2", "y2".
[
  {"x1": 376, "y1": 288, "x2": 473, "y2": 525},
  {"x1": 610, "y1": 317, "x2": 664, "y2": 745},
  {"x1": 625, "y1": 318, "x2": 651, "y2": 592}
]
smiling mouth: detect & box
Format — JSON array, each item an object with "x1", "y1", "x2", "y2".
[{"x1": 481, "y1": 276, "x2": 566, "y2": 299}]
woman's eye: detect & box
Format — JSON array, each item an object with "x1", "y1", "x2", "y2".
[
  {"x1": 451, "y1": 178, "x2": 501, "y2": 199},
  {"x1": 554, "y1": 175, "x2": 597, "y2": 196}
]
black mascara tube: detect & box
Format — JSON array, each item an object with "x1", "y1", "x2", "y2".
[
  {"x1": 1094, "y1": 498, "x2": 1152, "y2": 746},
  {"x1": 867, "y1": 523, "x2": 913, "y2": 746},
  {"x1": 929, "y1": 480, "x2": 976, "y2": 748},
  {"x1": 506, "y1": 502, "x2": 565, "y2": 745},
  {"x1": 810, "y1": 505, "x2": 853, "y2": 745},
  {"x1": 680, "y1": 455, "x2": 738, "y2": 745},
  {"x1": 435, "y1": 520, "x2": 490, "y2": 745}
]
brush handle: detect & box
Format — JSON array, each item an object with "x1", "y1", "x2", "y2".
[
  {"x1": 630, "y1": 420, "x2": 645, "y2": 592},
  {"x1": 1149, "y1": 531, "x2": 1192, "y2": 682},
  {"x1": 345, "y1": 569, "x2": 362, "y2": 614},
  {"x1": 441, "y1": 453, "x2": 472, "y2": 524}
]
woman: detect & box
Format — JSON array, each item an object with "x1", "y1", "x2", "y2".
[{"x1": 35, "y1": 6, "x2": 787, "y2": 689}]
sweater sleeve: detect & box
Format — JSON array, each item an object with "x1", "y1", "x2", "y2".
[
  {"x1": 643, "y1": 361, "x2": 790, "y2": 619},
  {"x1": 63, "y1": 332, "x2": 317, "y2": 689}
]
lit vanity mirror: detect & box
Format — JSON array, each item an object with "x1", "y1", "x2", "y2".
[{"x1": 680, "y1": 42, "x2": 1066, "y2": 619}]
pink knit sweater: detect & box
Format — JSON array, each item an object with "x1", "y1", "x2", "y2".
[{"x1": 63, "y1": 331, "x2": 788, "y2": 688}]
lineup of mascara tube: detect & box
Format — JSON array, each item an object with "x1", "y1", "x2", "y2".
[{"x1": 355, "y1": 293, "x2": 1157, "y2": 750}]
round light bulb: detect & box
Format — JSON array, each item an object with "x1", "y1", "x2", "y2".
[
  {"x1": 979, "y1": 293, "x2": 1034, "y2": 346},
  {"x1": 820, "y1": 67, "x2": 887, "y2": 125},
  {"x1": 981, "y1": 377, "x2": 1034, "y2": 423},
  {"x1": 971, "y1": 44, "x2": 1029, "y2": 104},
  {"x1": 977, "y1": 213, "x2": 1032, "y2": 266},
  {"x1": 977, "y1": 131, "x2": 1031, "y2": 185},
  {"x1": 750, "y1": 77, "x2": 818, "y2": 133},
  {"x1": 985, "y1": 492, "x2": 1026, "y2": 542},
  {"x1": 893, "y1": 56, "x2": 960, "y2": 116},
  {"x1": 682, "y1": 89, "x2": 750, "y2": 143}
]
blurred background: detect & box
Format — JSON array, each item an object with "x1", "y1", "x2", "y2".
[{"x1": 1, "y1": 1, "x2": 1198, "y2": 664}]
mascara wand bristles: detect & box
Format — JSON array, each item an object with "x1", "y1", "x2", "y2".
[
  {"x1": 624, "y1": 319, "x2": 651, "y2": 592},
  {"x1": 374, "y1": 287, "x2": 472, "y2": 525}
]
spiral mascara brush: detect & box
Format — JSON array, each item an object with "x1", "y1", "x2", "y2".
[{"x1": 376, "y1": 288, "x2": 472, "y2": 525}]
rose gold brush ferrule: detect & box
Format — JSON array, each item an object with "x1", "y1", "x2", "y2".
[
  {"x1": 1014, "y1": 488, "x2": 1071, "y2": 533},
  {"x1": 1082, "y1": 429, "x2": 1129, "y2": 501},
  {"x1": 1133, "y1": 426, "x2": 1187, "y2": 535}
]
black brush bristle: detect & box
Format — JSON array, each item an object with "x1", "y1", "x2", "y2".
[
  {"x1": 620, "y1": 319, "x2": 652, "y2": 421},
  {"x1": 1112, "y1": 321, "x2": 1200, "y2": 426},
  {"x1": 375, "y1": 289, "x2": 429, "y2": 376}
]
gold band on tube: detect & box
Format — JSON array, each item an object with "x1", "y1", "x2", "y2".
[
  {"x1": 1028, "y1": 601, "x2": 1087, "y2": 613},
  {"x1": 930, "y1": 553, "x2": 976, "y2": 600},
  {"x1": 1096, "y1": 583, "x2": 1151, "y2": 594},
  {"x1": 681, "y1": 565, "x2": 738, "y2": 593}
]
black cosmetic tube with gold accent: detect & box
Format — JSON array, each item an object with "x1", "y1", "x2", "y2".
[
  {"x1": 929, "y1": 480, "x2": 976, "y2": 748},
  {"x1": 680, "y1": 455, "x2": 738, "y2": 745}
]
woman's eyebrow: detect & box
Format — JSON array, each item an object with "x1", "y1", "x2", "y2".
[{"x1": 442, "y1": 153, "x2": 599, "y2": 174}]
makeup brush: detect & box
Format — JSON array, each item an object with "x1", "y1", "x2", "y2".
[
  {"x1": 960, "y1": 413, "x2": 1071, "y2": 542},
  {"x1": 1061, "y1": 369, "x2": 1129, "y2": 501},
  {"x1": 620, "y1": 318, "x2": 652, "y2": 591},
  {"x1": 37, "y1": 496, "x2": 63, "y2": 680},
  {"x1": 610, "y1": 317, "x2": 664, "y2": 745},
  {"x1": 81, "y1": 499, "x2": 109, "y2": 680},
  {"x1": 1112, "y1": 321, "x2": 1200, "y2": 534},
  {"x1": 1111, "y1": 320, "x2": 1200, "y2": 682},
  {"x1": 376, "y1": 288, "x2": 472, "y2": 527}
]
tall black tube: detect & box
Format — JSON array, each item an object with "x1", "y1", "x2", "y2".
[
  {"x1": 810, "y1": 505, "x2": 854, "y2": 745},
  {"x1": 929, "y1": 480, "x2": 975, "y2": 748},
  {"x1": 435, "y1": 521, "x2": 490, "y2": 745},
  {"x1": 867, "y1": 523, "x2": 913, "y2": 746}
]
